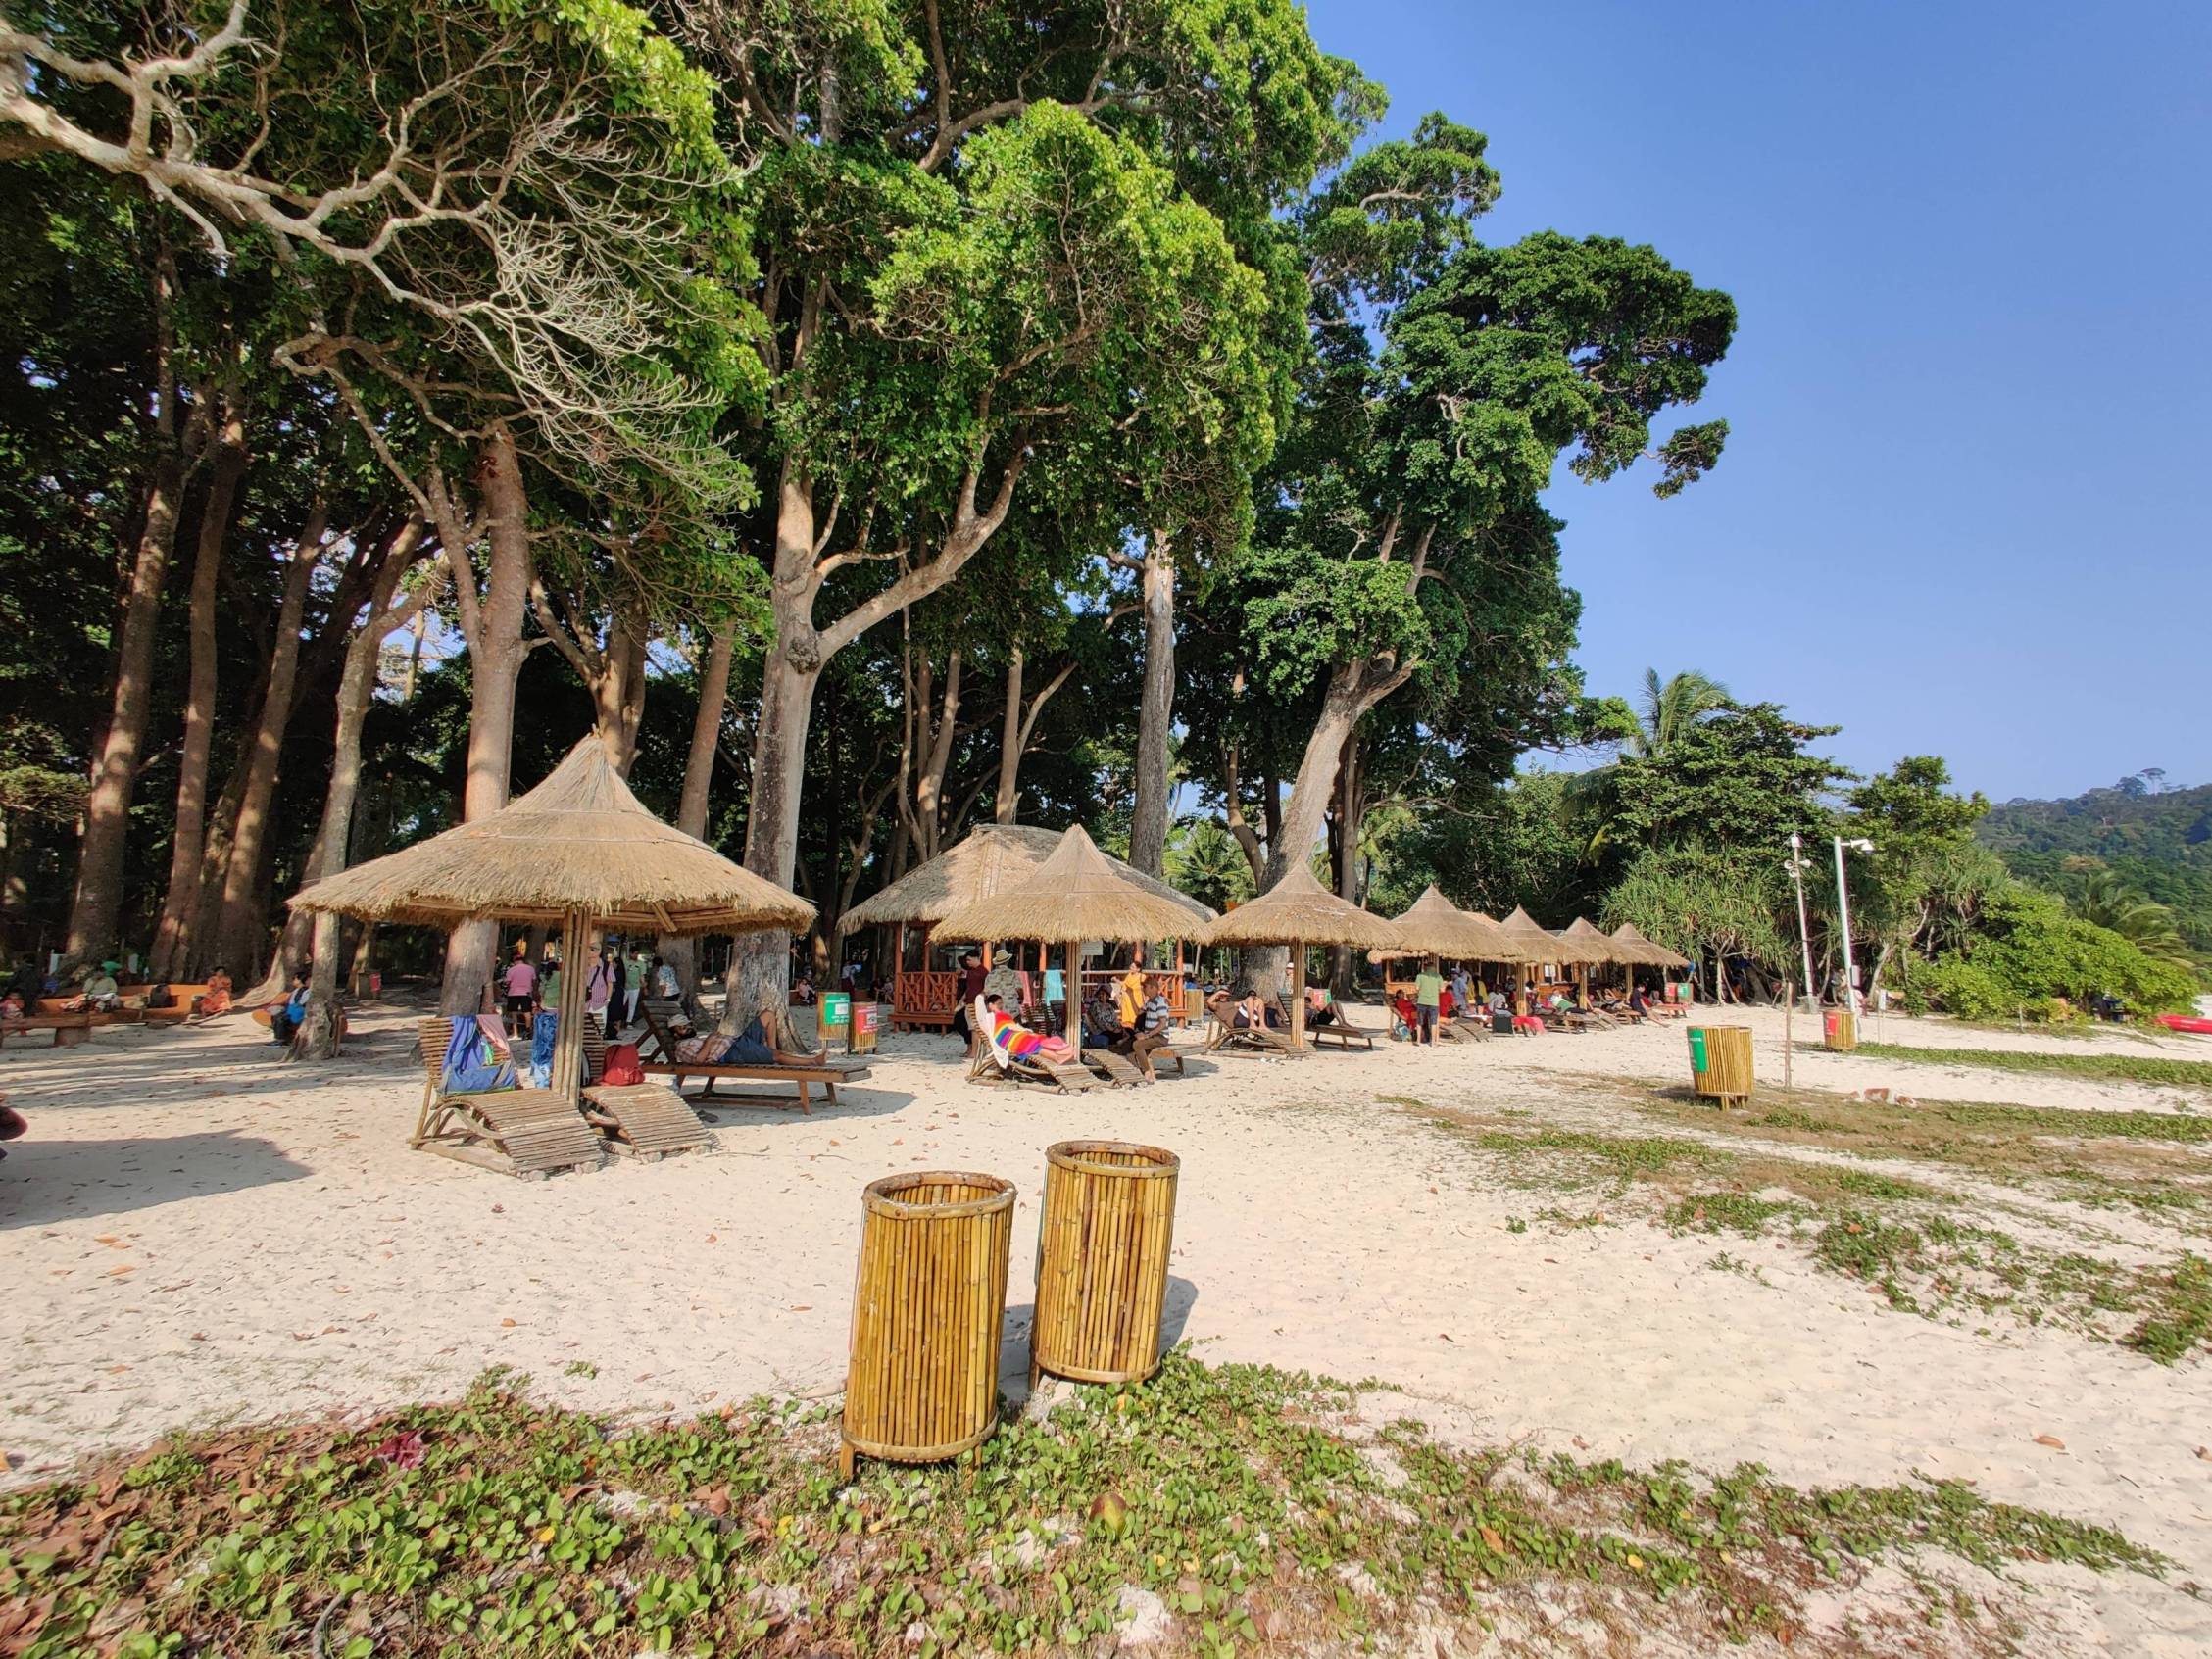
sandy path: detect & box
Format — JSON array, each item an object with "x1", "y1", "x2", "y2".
[{"x1": 4, "y1": 1003, "x2": 2208, "y2": 1651}]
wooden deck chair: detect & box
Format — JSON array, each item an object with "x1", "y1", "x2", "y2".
[
  {"x1": 1206, "y1": 1009, "x2": 1296, "y2": 1056},
  {"x1": 968, "y1": 996, "x2": 1097, "y2": 1092},
  {"x1": 636, "y1": 998, "x2": 869, "y2": 1113},
  {"x1": 573, "y1": 1023, "x2": 713, "y2": 1158},
  {"x1": 415, "y1": 1017, "x2": 604, "y2": 1179},
  {"x1": 1276, "y1": 990, "x2": 1376, "y2": 1052}
]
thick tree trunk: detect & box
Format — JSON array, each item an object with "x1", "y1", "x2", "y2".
[
  {"x1": 729, "y1": 637, "x2": 820, "y2": 1022},
  {"x1": 294, "y1": 527, "x2": 430, "y2": 1059},
  {"x1": 66, "y1": 451, "x2": 185, "y2": 964},
  {"x1": 210, "y1": 505, "x2": 325, "y2": 976},
  {"x1": 1330, "y1": 732, "x2": 1363, "y2": 996},
  {"x1": 1127, "y1": 531, "x2": 1176, "y2": 877},
  {"x1": 993, "y1": 645, "x2": 1023, "y2": 825},
  {"x1": 438, "y1": 427, "x2": 534, "y2": 1012},
  {"x1": 912, "y1": 648, "x2": 960, "y2": 860},
  {"x1": 659, "y1": 626, "x2": 734, "y2": 1000},
  {"x1": 148, "y1": 404, "x2": 246, "y2": 978}
]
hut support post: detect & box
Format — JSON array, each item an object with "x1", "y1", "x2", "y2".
[
  {"x1": 1289, "y1": 944, "x2": 1308, "y2": 1052},
  {"x1": 1063, "y1": 938, "x2": 1081, "y2": 1049},
  {"x1": 550, "y1": 908, "x2": 589, "y2": 1102}
]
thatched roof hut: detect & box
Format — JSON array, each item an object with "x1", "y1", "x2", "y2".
[
  {"x1": 1561, "y1": 916, "x2": 1634, "y2": 964},
  {"x1": 1199, "y1": 864, "x2": 1406, "y2": 951},
  {"x1": 1498, "y1": 904, "x2": 1603, "y2": 967},
  {"x1": 1611, "y1": 921, "x2": 1691, "y2": 969},
  {"x1": 1378, "y1": 885, "x2": 1521, "y2": 962},
  {"x1": 291, "y1": 737, "x2": 811, "y2": 1112},
  {"x1": 932, "y1": 826, "x2": 1213, "y2": 945},
  {"x1": 292, "y1": 738, "x2": 813, "y2": 937},
  {"x1": 840, "y1": 824, "x2": 1210, "y2": 935},
  {"x1": 928, "y1": 825, "x2": 1213, "y2": 1047},
  {"x1": 1198, "y1": 865, "x2": 1403, "y2": 1051}
]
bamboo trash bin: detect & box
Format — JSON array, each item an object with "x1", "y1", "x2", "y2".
[
  {"x1": 841, "y1": 1172, "x2": 1015, "y2": 1480},
  {"x1": 1031, "y1": 1140, "x2": 1181, "y2": 1389},
  {"x1": 1823, "y1": 1009, "x2": 1858, "y2": 1052},
  {"x1": 1687, "y1": 1025, "x2": 1754, "y2": 1108}
]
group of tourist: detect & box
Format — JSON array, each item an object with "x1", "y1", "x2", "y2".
[{"x1": 495, "y1": 939, "x2": 683, "y2": 1042}]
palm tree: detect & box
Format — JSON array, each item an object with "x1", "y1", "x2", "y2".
[
  {"x1": 1629, "y1": 668, "x2": 1734, "y2": 758},
  {"x1": 2073, "y1": 870, "x2": 2193, "y2": 968},
  {"x1": 1564, "y1": 668, "x2": 1734, "y2": 858}
]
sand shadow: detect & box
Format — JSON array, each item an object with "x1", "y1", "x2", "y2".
[
  {"x1": 689, "y1": 1084, "x2": 918, "y2": 1127},
  {"x1": 997, "y1": 1276, "x2": 1199, "y2": 1404},
  {"x1": 0, "y1": 1130, "x2": 315, "y2": 1228}
]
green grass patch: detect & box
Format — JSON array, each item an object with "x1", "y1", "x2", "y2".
[
  {"x1": 0, "y1": 1355, "x2": 2166, "y2": 1659},
  {"x1": 1856, "y1": 1043, "x2": 2212, "y2": 1094},
  {"x1": 2126, "y1": 1254, "x2": 2212, "y2": 1364},
  {"x1": 1666, "y1": 1193, "x2": 1804, "y2": 1237},
  {"x1": 1463, "y1": 1127, "x2": 1727, "y2": 1195}
]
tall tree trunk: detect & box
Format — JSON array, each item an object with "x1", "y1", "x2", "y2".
[
  {"x1": 436, "y1": 427, "x2": 534, "y2": 1012},
  {"x1": 210, "y1": 504, "x2": 326, "y2": 977},
  {"x1": 148, "y1": 397, "x2": 246, "y2": 978},
  {"x1": 1330, "y1": 731, "x2": 1362, "y2": 996},
  {"x1": 293, "y1": 526, "x2": 433, "y2": 1058},
  {"x1": 66, "y1": 243, "x2": 192, "y2": 964},
  {"x1": 993, "y1": 644, "x2": 1023, "y2": 825},
  {"x1": 659, "y1": 625, "x2": 734, "y2": 1000},
  {"x1": 912, "y1": 648, "x2": 960, "y2": 860},
  {"x1": 730, "y1": 632, "x2": 821, "y2": 1020},
  {"x1": 1127, "y1": 530, "x2": 1176, "y2": 876}
]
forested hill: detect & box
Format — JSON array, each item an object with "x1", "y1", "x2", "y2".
[{"x1": 1979, "y1": 777, "x2": 2212, "y2": 951}]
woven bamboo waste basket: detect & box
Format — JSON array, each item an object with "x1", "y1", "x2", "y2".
[
  {"x1": 1688, "y1": 1025, "x2": 1754, "y2": 1107},
  {"x1": 1823, "y1": 1009, "x2": 1857, "y2": 1052},
  {"x1": 842, "y1": 1171, "x2": 1015, "y2": 1479},
  {"x1": 1030, "y1": 1141, "x2": 1181, "y2": 1388}
]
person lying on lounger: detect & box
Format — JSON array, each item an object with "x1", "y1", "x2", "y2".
[
  {"x1": 983, "y1": 992, "x2": 1075, "y2": 1064},
  {"x1": 670, "y1": 994, "x2": 814, "y2": 1067},
  {"x1": 1231, "y1": 991, "x2": 1281, "y2": 1031}
]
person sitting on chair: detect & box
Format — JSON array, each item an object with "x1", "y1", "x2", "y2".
[
  {"x1": 1304, "y1": 984, "x2": 1341, "y2": 1027},
  {"x1": 1231, "y1": 990, "x2": 1279, "y2": 1031},
  {"x1": 67, "y1": 960, "x2": 123, "y2": 1013},
  {"x1": 1083, "y1": 986, "x2": 1125, "y2": 1050},
  {"x1": 1, "y1": 988, "x2": 25, "y2": 1026},
  {"x1": 268, "y1": 971, "x2": 312, "y2": 1045}
]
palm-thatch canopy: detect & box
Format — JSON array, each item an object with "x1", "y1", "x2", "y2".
[
  {"x1": 1498, "y1": 904, "x2": 1602, "y2": 966},
  {"x1": 289, "y1": 737, "x2": 814, "y2": 936},
  {"x1": 1612, "y1": 921, "x2": 1691, "y2": 969},
  {"x1": 1561, "y1": 916, "x2": 1635, "y2": 965},
  {"x1": 1374, "y1": 885, "x2": 1520, "y2": 961},
  {"x1": 931, "y1": 825, "x2": 1215, "y2": 944},
  {"x1": 1198, "y1": 863, "x2": 1406, "y2": 951},
  {"x1": 839, "y1": 823, "x2": 1210, "y2": 934}
]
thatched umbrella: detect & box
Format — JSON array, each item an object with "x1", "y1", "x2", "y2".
[
  {"x1": 1378, "y1": 886, "x2": 1530, "y2": 965},
  {"x1": 1198, "y1": 864, "x2": 1405, "y2": 1051},
  {"x1": 1499, "y1": 904, "x2": 1603, "y2": 969},
  {"x1": 1612, "y1": 921, "x2": 1690, "y2": 970},
  {"x1": 1560, "y1": 916, "x2": 1635, "y2": 1000},
  {"x1": 290, "y1": 736, "x2": 812, "y2": 1105},
  {"x1": 838, "y1": 823, "x2": 1210, "y2": 1026},
  {"x1": 929, "y1": 825, "x2": 1214, "y2": 1048}
]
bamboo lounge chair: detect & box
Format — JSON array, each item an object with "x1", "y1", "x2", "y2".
[
  {"x1": 1274, "y1": 989, "x2": 1374, "y2": 1051},
  {"x1": 1205, "y1": 998, "x2": 1297, "y2": 1056},
  {"x1": 573, "y1": 1023, "x2": 715, "y2": 1159},
  {"x1": 416, "y1": 1017, "x2": 605, "y2": 1179},
  {"x1": 968, "y1": 996, "x2": 1098, "y2": 1091},
  {"x1": 637, "y1": 998, "x2": 869, "y2": 1114}
]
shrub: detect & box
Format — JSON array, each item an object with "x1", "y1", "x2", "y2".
[{"x1": 1918, "y1": 953, "x2": 2016, "y2": 1022}]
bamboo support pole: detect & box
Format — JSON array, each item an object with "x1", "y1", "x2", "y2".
[
  {"x1": 549, "y1": 908, "x2": 588, "y2": 1101},
  {"x1": 1063, "y1": 938, "x2": 1081, "y2": 1049},
  {"x1": 1288, "y1": 944, "x2": 1309, "y2": 1052}
]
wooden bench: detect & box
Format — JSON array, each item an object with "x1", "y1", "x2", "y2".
[
  {"x1": 637, "y1": 999, "x2": 870, "y2": 1114},
  {"x1": 0, "y1": 1012, "x2": 94, "y2": 1049},
  {"x1": 34, "y1": 998, "x2": 144, "y2": 1029},
  {"x1": 139, "y1": 982, "x2": 216, "y2": 1023}
]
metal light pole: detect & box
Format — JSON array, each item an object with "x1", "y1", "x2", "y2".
[
  {"x1": 1785, "y1": 833, "x2": 1818, "y2": 1012},
  {"x1": 1833, "y1": 836, "x2": 1874, "y2": 1015}
]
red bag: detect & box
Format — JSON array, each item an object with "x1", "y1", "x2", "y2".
[{"x1": 601, "y1": 1043, "x2": 644, "y2": 1086}]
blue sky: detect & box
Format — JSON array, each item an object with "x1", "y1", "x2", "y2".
[{"x1": 1302, "y1": 0, "x2": 2212, "y2": 804}]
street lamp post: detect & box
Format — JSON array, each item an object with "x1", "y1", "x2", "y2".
[
  {"x1": 1833, "y1": 836, "x2": 1874, "y2": 1015},
  {"x1": 1785, "y1": 833, "x2": 1818, "y2": 1011}
]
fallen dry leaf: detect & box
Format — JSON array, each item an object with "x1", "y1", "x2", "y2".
[
  {"x1": 2035, "y1": 1435, "x2": 2066, "y2": 1450},
  {"x1": 1477, "y1": 1524, "x2": 1508, "y2": 1553},
  {"x1": 500, "y1": 1318, "x2": 517, "y2": 1328},
  {"x1": 104, "y1": 1265, "x2": 135, "y2": 1278}
]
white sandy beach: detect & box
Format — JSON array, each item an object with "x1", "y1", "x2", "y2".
[{"x1": 4, "y1": 1000, "x2": 2209, "y2": 1652}]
